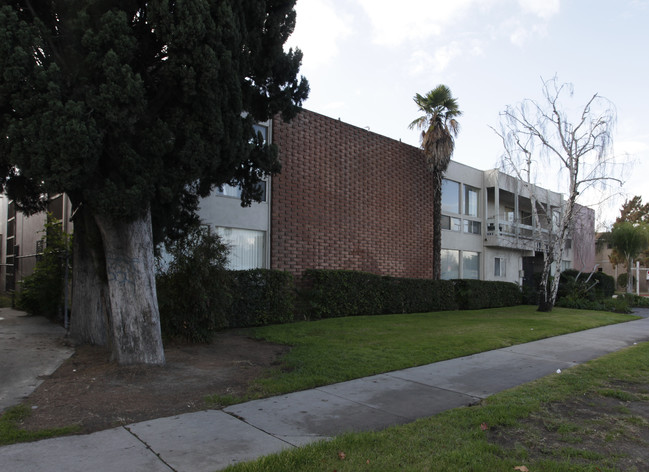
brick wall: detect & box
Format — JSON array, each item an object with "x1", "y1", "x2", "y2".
[{"x1": 271, "y1": 109, "x2": 435, "y2": 279}]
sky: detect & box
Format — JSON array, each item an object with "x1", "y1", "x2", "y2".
[{"x1": 285, "y1": 0, "x2": 649, "y2": 229}]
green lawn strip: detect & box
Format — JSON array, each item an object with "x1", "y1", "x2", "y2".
[
  {"x1": 227, "y1": 306, "x2": 636, "y2": 399},
  {"x1": 224, "y1": 341, "x2": 649, "y2": 472},
  {"x1": 0, "y1": 405, "x2": 79, "y2": 446}
]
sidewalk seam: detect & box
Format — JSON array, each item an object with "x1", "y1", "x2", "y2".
[
  {"x1": 123, "y1": 425, "x2": 178, "y2": 472},
  {"x1": 222, "y1": 411, "x2": 303, "y2": 448}
]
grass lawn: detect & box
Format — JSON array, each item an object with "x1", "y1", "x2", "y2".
[
  {"x1": 214, "y1": 306, "x2": 637, "y2": 402},
  {"x1": 224, "y1": 335, "x2": 649, "y2": 471},
  {"x1": 0, "y1": 405, "x2": 78, "y2": 446}
]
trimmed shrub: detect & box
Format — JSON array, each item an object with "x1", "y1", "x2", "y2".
[
  {"x1": 229, "y1": 269, "x2": 295, "y2": 327},
  {"x1": 382, "y1": 278, "x2": 457, "y2": 314},
  {"x1": 302, "y1": 269, "x2": 518, "y2": 319},
  {"x1": 454, "y1": 280, "x2": 522, "y2": 310},
  {"x1": 617, "y1": 273, "x2": 636, "y2": 290},
  {"x1": 303, "y1": 270, "x2": 385, "y2": 319},
  {"x1": 157, "y1": 226, "x2": 231, "y2": 343},
  {"x1": 556, "y1": 295, "x2": 630, "y2": 314}
]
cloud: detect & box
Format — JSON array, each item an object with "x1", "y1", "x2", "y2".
[
  {"x1": 616, "y1": 139, "x2": 649, "y2": 157},
  {"x1": 518, "y1": 0, "x2": 560, "y2": 19},
  {"x1": 356, "y1": 0, "x2": 475, "y2": 46},
  {"x1": 355, "y1": 0, "x2": 561, "y2": 49},
  {"x1": 286, "y1": 0, "x2": 353, "y2": 69},
  {"x1": 409, "y1": 39, "x2": 484, "y2": 75},
  {"x1": 506, "y1": 20, "x2": 549, "y2": 47}
]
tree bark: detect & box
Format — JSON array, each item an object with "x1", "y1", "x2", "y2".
[
  {"x1": 94, "y1": 208, "x2": 165, "y2": 365},
  {"x1": 69, "y1": 207, "x2": 109, "y2": 346},
  {"x1": 537, "y1": 252, "x2": 554, "y2": 312}
]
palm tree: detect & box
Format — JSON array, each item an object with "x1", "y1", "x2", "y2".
[
  {"x1": 409, "y1": 85, "x2": 462, "y2": 280},
  {"x1": 608, "y1": 222, "x2": 649, "y2": 293}
]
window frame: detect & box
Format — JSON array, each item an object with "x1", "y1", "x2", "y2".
[
  {"x1": 442, "y1": 179, "x2": 461, "y2": 215},
  {"x1": 464, "y1": 185, "x2": 480, "y2": 217}
]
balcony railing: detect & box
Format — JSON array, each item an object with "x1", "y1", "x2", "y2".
[{"x1": 485, "y1": 217, "x2": 550, "y2": 252}]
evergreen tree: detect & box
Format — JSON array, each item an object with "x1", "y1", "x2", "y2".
[{"x1": 0, "y1": 1, "x2": 308, "y2": 364}]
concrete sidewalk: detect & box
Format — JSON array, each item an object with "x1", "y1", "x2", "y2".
[
  {"x1": 1, "y1": 315, "x2": 649, "y2": 472},
  {"x1": 0, "y1": 307, "x2": 73, "y2": 413}
]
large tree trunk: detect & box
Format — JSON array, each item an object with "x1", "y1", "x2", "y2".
[
  {"x1": 69, "y1": 207, "x2": 109, "y2": 346},
  {"x1": 94, "y1": 208, "x2": 165, "y2": 365}
]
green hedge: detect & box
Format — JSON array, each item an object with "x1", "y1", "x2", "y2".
[
  {"x1": 229, "y1": 269, "x2": 296, "y2": 327},
  {"x1": 382, "y1": 277, "x2": 457, "y2": 314},
  {"x1": 454, "y1": 279, "x2": 522, "y2": 309},
  {"x1": 302, "y1": 270, "x2": 385, "y2": 319},
  {"x1": 302, "y1": 269, "x2": 519, "y2": 319}
]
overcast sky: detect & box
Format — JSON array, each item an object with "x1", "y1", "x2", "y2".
[{"x1": 285, "y1": 0, "x2": 649, "y2": 228}]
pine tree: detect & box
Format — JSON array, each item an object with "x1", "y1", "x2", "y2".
[{"x1": 0, "y1": 1, "x2": 308, "y2": 364}]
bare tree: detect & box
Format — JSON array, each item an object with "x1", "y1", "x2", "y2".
[{"x1": 493, "y1": 77, "x2": 621, "y2": 311}]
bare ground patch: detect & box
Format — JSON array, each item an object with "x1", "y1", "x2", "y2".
[
  {"x1": 17, "y1": 332, "x2": 289, "y2": 434},
  {"x1": 489, "y1": 382, "x2": 649, "y2": 470}
]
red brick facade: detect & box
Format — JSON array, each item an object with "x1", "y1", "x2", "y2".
[{"x1": 271, "y1": 109, "x2": 435, "y2": 279}]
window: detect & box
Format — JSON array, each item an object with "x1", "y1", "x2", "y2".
[
  {"x1": 561, "y1": 260, "x2": 571, "y2": 271},
  {"x1": 464, "y1": 220, "x2": 481, "y2": 235},
  {"x1": 494, "y1": 257, "x2": 506, "y2": 277},
  {"x1": 441, "y1": 215, "x2": 461, "y2": 231},
  {"x1": 216, "y1": 227, "x2": 266, "y2": 270},
  {"x1": 253, "y1": 123, "x2": 268, "y2": 142},
  {"x1": 442, "y1": 179, "x2": 460, "y2": 214},
  {"x1": 441, "y1": 249, "x2": 460, "y2": 280},
  {"x1": 216, "y1": 181, "x2": 267, "y2": 201},
  {"x1": 464, "y1": 185, "x2": 479, "y2": 217},
  {"x1": 462, "y1": 251, "x2": 480, "y2": 280}
]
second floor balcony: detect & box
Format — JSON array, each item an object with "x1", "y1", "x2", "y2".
[{"x1": 484, "y1": 216, "x2": 550, "y2": 253}]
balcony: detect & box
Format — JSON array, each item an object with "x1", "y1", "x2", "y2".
[{"x1": 484, "y1": 217, "x2": 549, "y2": 253}]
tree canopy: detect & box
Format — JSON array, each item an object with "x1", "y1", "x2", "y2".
[
  {"x1": 0, "y1": 0, "x2": 308, "y2": 239},
  {"x1": 495, "y1": 77, "x2": 618, "y2": 311},
  {"x1": 0, "y1": 0, "x2": 309, "y2": 364},
  {"x1": 616, "y1": 196, "x2": 649, "y2": 225},
  {"x1": 609, "y1": 221, "x2": 649, "y2": 293}
]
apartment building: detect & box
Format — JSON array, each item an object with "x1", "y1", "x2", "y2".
[
  {"x1": 1, "y1": 109, "x2": 594, "y2": 291},
  {"x1": 199, "y1": 109, "x2": 595, "y2": 283}
]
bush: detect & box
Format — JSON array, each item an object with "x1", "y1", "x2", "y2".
[
  {"x1": 229, "y1": 269, "x2": 295, "y2": 327},
  {"x1": 591, "y1": 271, "x2": 615, "y2": 299},
  {"x1": 454, "y1": 280, "x2": 522, "y2": 309},
  {"x1": 620, "y1": 293, "x2": 649, "y2": 308},
  {"x1": 382, "y1": 278, "x2": 457, "y2": 314},
  {"x1": 16, "y1": 214, "x2": 71, "y2": 322},
  {"x1": 302, "y1": 270, "x2": 385, "y2": 319},
  {"x1": 556, "y1": 295, "x2": 630, "y2": 314},
  {"x1": 617, "y1": 273, "x2": 636, "y2": 290},
  {"x1": 558, "y1": 269, "x2": 616, "y2": 302},
  {"x1": 157, "y1": 226, "x2": 231, "y2": 343},
  {"x1": 302, "y1": 270, "x2": 520, "y2": 319}
]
